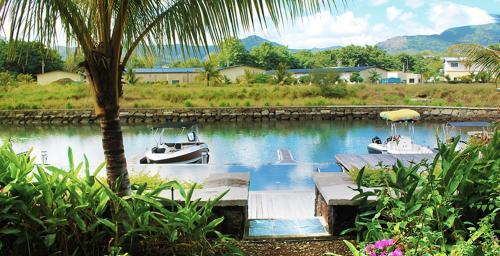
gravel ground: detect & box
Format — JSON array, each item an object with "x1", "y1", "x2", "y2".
[{"x1": 237, "y1": 239, "x2": 352, "y2": 256}]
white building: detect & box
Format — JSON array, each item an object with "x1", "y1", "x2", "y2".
[
  {"x1": 386, "y1": 71, "x2": 422, "y2": 84},
  {"x1": 443, "y1": 57, "x2": 481, "y2": 81}
]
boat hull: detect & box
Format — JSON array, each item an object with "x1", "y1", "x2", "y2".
[{"x1": 140, "y1": 143, "x2": 209, "y2": 164}]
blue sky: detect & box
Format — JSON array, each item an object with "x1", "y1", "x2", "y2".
[{"x1": 241, "y1": 0, "x2": 499, "y2": 48}]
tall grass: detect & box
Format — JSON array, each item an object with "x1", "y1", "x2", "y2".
[
  {"x1": 0, "y1": 144, "x2": 237, "y2": 255},
  {"x1": 0, "y1": 82, "x2": 498, "y2": 109}
]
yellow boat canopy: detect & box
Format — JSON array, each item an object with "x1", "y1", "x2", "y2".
[{"x1": 380, "y1": 109, "x2": 421, "y2": 122}]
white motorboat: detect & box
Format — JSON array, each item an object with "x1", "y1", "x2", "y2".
[
  {"x1": 140, "y1": 122, "x2": 209, "y2": 164},
  {"x1": 443, "y1": 121, "x2": 491, "y2": 151},
  {"x1": 367, "y1": 109, "x2": 434, "y2": 154}
]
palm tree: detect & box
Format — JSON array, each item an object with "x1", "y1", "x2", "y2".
[
  {"x1": 199, "y1": 61, "x2": 221, "y2": 86},
  {"x1": 449, "y1": 44, "x2": 500, "y2": 82},
  {"x1": 0, "y1": 0, "x2": 336, "y2": 195},
  {"x1": 125, "y1": 69, "x2": 140, "y2": 86},
  {"x1": 368, "y1": 70, "x2": 382, "y2": 84}
]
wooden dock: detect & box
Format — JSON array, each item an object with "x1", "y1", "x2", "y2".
[
  {"x1": 335, "y1": 153, "x2": 435, "y2": 171},
  {"x1": 248, "y1": 190, "x2": 314, "y2": 219}
]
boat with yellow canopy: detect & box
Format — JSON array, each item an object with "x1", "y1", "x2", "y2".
[
  {"x1": 368, "y1": 109, "x2": 433, "y2": 154},
  {"x1": 380, "y1": 109, "x2": 421, "y2": 122}
]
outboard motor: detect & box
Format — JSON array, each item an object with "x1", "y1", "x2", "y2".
[{"x1": 372, "y1": 136, "x2": 382, "y2": 144}]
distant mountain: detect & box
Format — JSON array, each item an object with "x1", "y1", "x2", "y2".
[
  {"x1": 377, "y1": 23, "x2": 500, "y2": 53},
  {"x1": 54, "y1": 35, "x2": 340, "y2": 62},
  {"x1": 54, "y1": 23, "x2": 500, "y2": 61},
  {"x1": 240, "y1": 35, "x2": 283, "y2": 50}
]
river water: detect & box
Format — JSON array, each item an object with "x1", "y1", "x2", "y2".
[{"x1": 1, "y1": 120, "x2": 447, "y2": 190}]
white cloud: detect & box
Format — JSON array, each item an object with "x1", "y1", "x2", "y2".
[
  {"x1": 428, "y1": 2, "x2": 495, "y2": 32},
  {"x1": 386, "y1": 6, "x2": 402, "y2": 21},
  {"x1": 370, "y1": 0, "x2": 389, "y2": 6},
  {"x1": 241, "y1": 11, "x2": 380, "y2": 48},
  {"x1": 238, "y1": 1, "x2": 495, "y2": 48},
  {"x1": 386, "y1": 6, "x2": 413, "y2": 22},
  {"x1": 405, "y1": 0, "x2": 425, "y2": 9}
]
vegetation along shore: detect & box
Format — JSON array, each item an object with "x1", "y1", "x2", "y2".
[{"x1": 1, "y1": 82, "x2": 499, "y2": 110}]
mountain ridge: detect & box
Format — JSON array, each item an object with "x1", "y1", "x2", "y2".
[{"x1": 55, "y1": 23, "x2": 499, "y2": 60}]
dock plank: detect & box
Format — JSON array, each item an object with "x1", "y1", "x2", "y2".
[{"x1": 248, "y1": 190, "x2": 314, "y2": 219}]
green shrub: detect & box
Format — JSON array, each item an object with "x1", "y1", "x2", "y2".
[
  {"x1": 347, "y1": 165, "x2": 394, "y2": 187},
  {"x1": 311, "y1": 69, "x2": 340, "y2": 86},
  {"x1": 129, "y1": 171, "x2": 201, "y2": 189},
  {"x1": 319, "y1": 84, "x2": 348, "y2": 98},
  {"x1": 349, "y1": 72, "x2": 364, "y2": 83},
  {"x1": 184, "y1": 99, "x2": 193, "y2": 107},
  {"x1": 16, "y1": 73, "x2": 34, "y2": 83},
  {"x1": 64, "y1": 102, "x2": 73, "y2": 109},
  {"x1": 298, "y1": 75, "x2": 312, "y2": 84},
  {"x1": 253, "y1": 73, "x2": 271, "y2": 84},
  {"x1": 0, "y1": 144, "x2": 237, "y2": 255},
  {"x1": 345, "y1": 132, "x2": 500, "y2": 255},
  {"x1": 0, "y1": 71, "x2": 16, "y2": 87}
]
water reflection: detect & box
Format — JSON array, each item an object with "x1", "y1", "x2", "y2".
[
  {"x1": 0, "y1": 120, "x2": 445, "y2": 166},
  {"x1": 0, "y1": 120, "x2": 448, "y2": 191}
]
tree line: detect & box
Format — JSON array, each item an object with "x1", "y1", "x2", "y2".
[{"x1": 165, "y1": 38, "x2": 445, "y2": 81}]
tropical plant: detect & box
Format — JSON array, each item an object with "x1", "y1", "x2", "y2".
[
  {"x1": 125, "y1": 69, "x2": 140, "y2": 86},
  {"x1": 310, "y1": 68, "x2": 340, "y2": 86},
  {"x1": 0, "y1": 0, "x2": 337, "y2": 195},
  {"x1": 198, "y1": 61, "x2": 222, "y2": 86},
  {"x1": 449, "y1": 44, "x2": 500, "y2": 81},
  {"x1": 475, "y1": 71, "x2": 491, "y2": 83},
  {"x1": 343, "y1": 132, "x2": 500, "y2": 255},
  {"x1": 16, "y1": 73, "x2": 34, "y2": 83},
  {"x1": 273, "y1": 63, "x2": 292, "y2": 85},
  {"x1": 350, "y1": 72, "x2": 363, "y2": 83},
  {"x1": 0, "y1": 71, "x2": 15, "y2": 87},
  {"x1": 367, "y1": 70, "x2": 381, "y2": 84},
  {"x1": 0, "y1": 143, "x2": 235, "y2": 255}
]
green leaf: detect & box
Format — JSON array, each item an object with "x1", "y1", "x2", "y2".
[
  {"x1": 0, "y1": 228, "x2": 20, "y2": 235},
  {"x1": 44, "y1": 234, "x2": 56, "y2": 247},
  {"x1": 445, "y1": 215, "x2": 456, "y2": 228},
  {"x1": 97, "y1": 218, "x2": 117, "y2": 232},
  {"x1": 406, "y1": 203, "x2": 422, "y2": 216},
  {"x1": 343, "y1": 240, "x2": 360, "y2": 256}
]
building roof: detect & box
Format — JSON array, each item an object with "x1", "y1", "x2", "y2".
[
  {"x1": 133, "y1": 67, "x2": 201, "y2": 74},
  {"x1": 443, "y1": 57, "x2": 466, "y2": 62},
  {"x1": 265, "y1": 66, "x2": 380, "y2": 75},
  {"x1": 218, "y1": 65, "x2": 264, "y2": 71}
]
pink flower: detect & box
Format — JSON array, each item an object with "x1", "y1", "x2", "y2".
[
  {"x1": 387, "y1": 239, "x2": 395, "y2": 246},
  {"x1": 365, "y1": 244, "x2": 375, "y2": 254},
  {"x1": 389, "y1": 249, "x2": 403, "y2": 256}
]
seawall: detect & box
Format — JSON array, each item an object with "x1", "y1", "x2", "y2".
[{"x1": 0, "y1": 106, "x2": 498, "y2": 125}]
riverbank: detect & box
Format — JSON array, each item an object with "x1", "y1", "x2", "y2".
[
  {"x1": 0, "y1": 83, "x2": 499, "y2": 109},
  {"x1": 0, "y1": 106, "x2": 498, "y2": 125}
]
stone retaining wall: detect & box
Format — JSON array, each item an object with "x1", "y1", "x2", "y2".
[{"x1": 0, "y1": 106, "x2": 498, "y2": 125}]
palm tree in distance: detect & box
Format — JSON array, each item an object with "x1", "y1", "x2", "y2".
[
  {"x1": 0, "y1": 0, "x2": 338, "y2": 195},
  {"x1": 368, "y1": 70, "x2": 382, "y2": 84},
  {"x1": 199, "y1": 61, "x2": 221, "y2": 86},
  {"x1": 449, "y1": 44, "x2": 500, "y2": 82}
]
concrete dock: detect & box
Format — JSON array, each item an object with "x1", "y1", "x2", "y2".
[{"x1": 335, "y1": 153, "x2": 435, "y2": 171}]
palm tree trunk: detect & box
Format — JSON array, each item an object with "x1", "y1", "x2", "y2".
[
  {"x1": 87, "y1": 56, "x2": 131, "y2": 196},
  {"x1": 99, "y1": 107, "x2": 130, "y2": 196}
]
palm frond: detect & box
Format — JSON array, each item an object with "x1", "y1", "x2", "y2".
[
  {"x1": 0, "y1": 0, "x2": 343, "y2": 66},
  {"x1": 449, "y1": 44, "x2": 500, "y2": 80}
]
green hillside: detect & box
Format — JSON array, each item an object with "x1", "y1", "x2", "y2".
[{"x1": 377, "y1": 23, "x2": 500, "y2": 53}]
